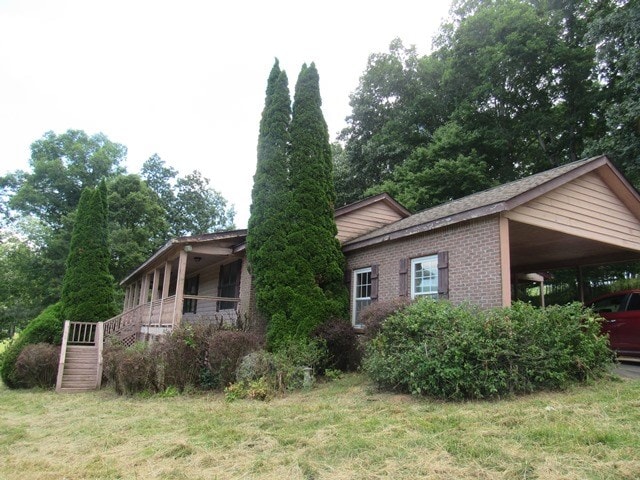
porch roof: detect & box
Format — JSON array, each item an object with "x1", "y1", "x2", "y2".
[{"x1": 120, "y1": 229, "x2": 247, "y2": 285}]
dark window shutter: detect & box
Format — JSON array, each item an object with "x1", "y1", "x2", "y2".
[
  {"x1": 438, "y1": 251, "x2": 449, "y2": 299},
  {"x1": 344, "y1": 268, "x2": 352, "y2": 286},
  {"x1": 399, "y1": 258, "x2": 409, "y2": 297},
  {"x1": 371, "y1": 264, "x2": 379, "y2": 301}
]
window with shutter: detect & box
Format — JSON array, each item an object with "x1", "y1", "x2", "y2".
[
  {"x1": 352, "y1": 267, "x2": 373, "y2": 327},
  {"x1": 410, "y1": 255, "x2": 438, "y2": 299}
]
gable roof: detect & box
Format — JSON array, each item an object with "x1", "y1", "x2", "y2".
[
  {"x1": 334, "y1": 192, "x2": 411, "y2": 218},
  {"x1": 342, "y1": 155, "x2": 640, "y2": 252},
  {"x1": 120, "y1": 229, "x2": 247, "y2": 285}
]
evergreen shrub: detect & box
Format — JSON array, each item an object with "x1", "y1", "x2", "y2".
[
  {"x1": 364, "y1": 300, "x2": 613, "y2": 400},
  {"x1": 0, "y1": 303, "x2": 64, "y2": 388},
  {"x1": 14, "y1": 343, "x2": 60, "y2": 388}
]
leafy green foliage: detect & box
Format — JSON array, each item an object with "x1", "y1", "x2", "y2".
[
  {"x1": 364, "y1": 300, "x2": 613, "y2": 400},
  {"x1": 336, "y1": 1, "x2": 625, "y2": 209},
  {"x1": 284, "y1": 62, "x2": 349, "y2": 335},
  {"x1": 106, "y1": 174, "x2": 169, "y2": 281},
  {"x1": 0, "y1": 233, "x2": 46, "y2": 340},
  {"x1": 359, "y1": 297, "x2": 411, "y2": 341},
  {"x1": 584, "y1": 0, "x2": 640, "y2": 188},
  {"x1": 4, "y1": 130, "x2": 126, "y2": 229},
  {"x1": 171, "y1": 170, "x2": 235, "y2": 236},
  {"x1": 226, "y1": 338, "x2": 329, "y2": 401},
  {"x1": 60, "y1": 185, "x2": 117, "y2": 322},
  {"x1": 0, "y1": 303, "x2": 64, "y2": 388}
]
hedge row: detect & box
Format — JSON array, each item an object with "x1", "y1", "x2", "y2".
[{"x1": 364, "y1": 300, "x2": 614, "y2": 400}]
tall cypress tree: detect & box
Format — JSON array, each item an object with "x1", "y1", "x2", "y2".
[
  {"x1": 247, "y1": 60, "x2": 295, "y2": 341},
  {"x1": 286, "y1": 63, "x2": 348, "y2": 337},
  {"x1": 61, "y1": 184, "x2": 116, "y2": 322}
]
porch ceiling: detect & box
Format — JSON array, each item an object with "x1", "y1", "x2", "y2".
[{"x1": 508, "y1": 220, "x2": 640, "y2": 272}]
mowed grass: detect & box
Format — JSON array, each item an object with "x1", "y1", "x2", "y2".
[{"x1": 1, "y1": 373, "x2": 640, "y2": 479}]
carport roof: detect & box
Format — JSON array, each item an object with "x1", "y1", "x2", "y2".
[{"x1": 342, "y1": 155, "x2": 640, "y2": 252}]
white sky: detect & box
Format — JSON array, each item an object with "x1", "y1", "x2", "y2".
[{"x1": 0, "y1": 0, "x2": 452, "y2": 228}]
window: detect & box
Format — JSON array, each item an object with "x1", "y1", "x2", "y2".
[
  {"x1": 591, "y1": 294, "x2": 626, "y2": 313},
  {"x1": 352, "y1": 267, "x2": 372, "y2": 327},
  {"x1": 218, "y1": 260, "x2": 242, "y2": 310},
  {"x1": 626, "y1": 293, "x2": 640, "y2": 311},
  {"x1": 411, "y1": 255, "x2": 438, "y2": 299},
  {"x1": 183, "y1": 275, "x2": 199, "y2": 314}
]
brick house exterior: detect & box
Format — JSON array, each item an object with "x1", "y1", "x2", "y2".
[
  {"x1": 340, "y1": 155, "x2": 640, "y2": 326},
  {"x1": 115, "y1": 155, "x2": 640, "y2": 332}
]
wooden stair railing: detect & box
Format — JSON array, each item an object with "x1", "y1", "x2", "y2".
[
  {"x1": 56, "y1": 321, "x2": 103, "y2": 393},
  {"x1": 56, "y1": 311, "x2": 145, "y2": 392}
]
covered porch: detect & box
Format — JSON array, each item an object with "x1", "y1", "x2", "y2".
[{"x1": 111, "y1": 230, "x2": 250, "y2": 341}]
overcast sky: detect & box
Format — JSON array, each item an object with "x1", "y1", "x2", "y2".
[{"x1": 0, "y1": 0, "x2": 452, "y2": 228}]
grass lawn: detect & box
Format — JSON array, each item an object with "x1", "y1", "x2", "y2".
[{"x1": 1, "y1": 373, "x2": 639, "y2": 479}]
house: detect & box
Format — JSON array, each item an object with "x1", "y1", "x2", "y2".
[{"x1": 56, "y1": 155, "x2": 640, "y2": 391}]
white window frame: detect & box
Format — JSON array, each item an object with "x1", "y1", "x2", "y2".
[
  {"x1": 352, "y1": 267, "x2": 372, "y2": 327},
  {"x1": 411, "y1": 255, "x2": 438, "y2": 300}
]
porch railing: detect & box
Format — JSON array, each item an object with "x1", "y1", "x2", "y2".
[{"x1": 104, "y1": 295, "x2": 241, "y2": 338}]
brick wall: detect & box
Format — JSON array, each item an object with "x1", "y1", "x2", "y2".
[{"x1": 345, "y1": 215, "x2": 504, "y2": 311}]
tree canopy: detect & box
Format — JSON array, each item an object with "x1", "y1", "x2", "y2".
[
  {"x1": 1, "y1": 130, "x2": 235, "y2": 325},
  {"x1": 336, "y1": 0, "x2": 638, "y2": 211}
]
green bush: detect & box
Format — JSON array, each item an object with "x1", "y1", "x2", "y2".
[
  {"x1": 364, "y1": 300, "x2": 613, "y2": 400},
  {"x1": 0, "y1": 303, "x2": 64, "y2": 388},
  {"x1": 14, "y1": 343, "x2": 60, "y2": 389}
]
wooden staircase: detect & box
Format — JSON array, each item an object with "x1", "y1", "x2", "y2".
[
  {"x1": 56, "y1": 321, "x2": 104, "y2": 393},
  {"x1": 57, "y1": 345, "x2": 100, "y2": 392}
]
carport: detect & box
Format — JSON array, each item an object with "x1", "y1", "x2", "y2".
[{"x1": 498, "y1": 156, "x2": 640, "y2": 304}]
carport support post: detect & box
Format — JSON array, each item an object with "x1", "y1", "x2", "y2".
[
  {"x1": 499, "y1": 215, "x2": 512, "y2": 306},
  {"x1": 577, "y1": 266, "x2": 585, "y2": 303}
]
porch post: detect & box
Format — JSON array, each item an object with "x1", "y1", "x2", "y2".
[
  {"x1": 499, "y1": 215, "x2": 512, "y2": 307},
  {"x1": 133, "y1": 281, "x2": 140, "y2": 307},
  {"x1": 162, "y1": 261, "x2": 172, "y2": 299},
  {"x1": 172, "y1": 250, "x2": 188, "y2": 328},
  {"x1": 151, "y1": 268, "x2": 161, "y2": 302},
  {"x1": 158, "y1": 261, "x2": 172, "y2": 327},
  {"x1": 139, "y1": 275, "x2": 149, "y2": 306},
  {"x1": 123, "y1": 287, "x2": 130, "y2": 311}
]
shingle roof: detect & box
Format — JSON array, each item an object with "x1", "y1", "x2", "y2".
[{"x1": 342, "y1": 156, "x2": 609, "y2": 251}]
